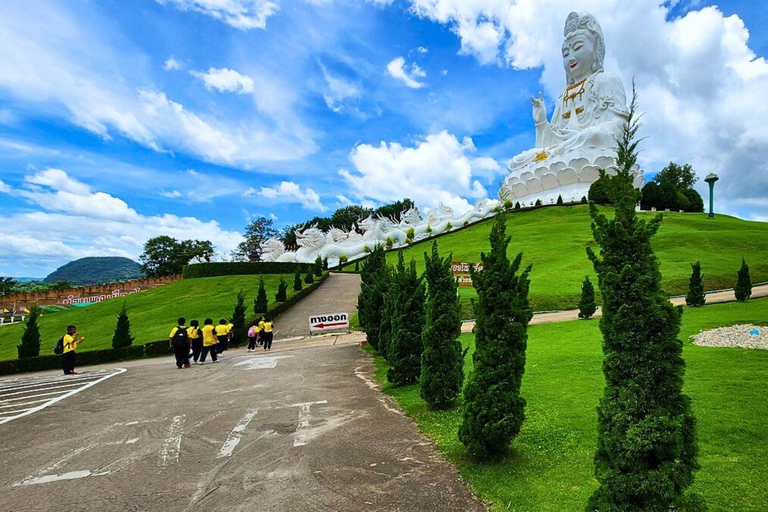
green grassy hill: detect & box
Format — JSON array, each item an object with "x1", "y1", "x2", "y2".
[
  {"x1": 377, "y1": 206, "x2": 768, "y2": 315},
  {"x1": 0, "y1": 275, "x2": 296, "y2": 361},
  {"x1": 44, "y1": 256, "x2": 143, "y2": 285}
]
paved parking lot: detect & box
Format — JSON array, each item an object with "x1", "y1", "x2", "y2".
[{"x1": 0, "y1": 341, "x2": 484, "y2": 511}]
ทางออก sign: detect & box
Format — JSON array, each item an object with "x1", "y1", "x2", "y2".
[{"x1": 309, "y1": 312, "x2": 349, "y2": 332}]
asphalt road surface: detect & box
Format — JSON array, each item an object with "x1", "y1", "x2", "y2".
[{"x1": 0, "y1": 339, "x2": 484, "y2": 511}]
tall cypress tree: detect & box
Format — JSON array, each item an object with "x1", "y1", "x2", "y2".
[
  {"x1": 293, "y1": 268, "x2": 303, "y2": 291},
  {"x1": 686, "y1": 262, "x2": 706, "y2": 307},
  {"x1": 458, "y1": 213, "x2": 532, "y2": 457},
  {"x1": 231, "y1": 289, "x2": 247, "y2": 345},
  {"x1": 314, "y1": 256, "x2": 324, "y2": 277},
  {"x1": 18, "y1": 304, "x2": 42, "y2": 358},
  {"x1": 378, "y1": 264, "x2": 396, "y2": 361},
  {"x1": 420, "y1": 241, "x2": 464, "y2": 408},
  {"x1": 734, "y1": 257, "x2": 752, "y2": 301},
  {"x1": 586, "y1": 89, "x2": 700, "y2": 510},
  {"x1": 253, "y1": 278, "x2": 268, "y2": 314},
  {"x1": 275, "y1": 278, "x2": 288, "y2": 302},
  {"x1": 111, "y1": 302, "x2": 134, "y2": 349},
  {"x1": 578, "y1": 276, "x2": 597, "y2": 319},
  {"x1": 357, "y1": 245, "x2": 387, "y2": 351},
  {"x1": 386, "y1": 252, "x2": 426, "y2": 385}
]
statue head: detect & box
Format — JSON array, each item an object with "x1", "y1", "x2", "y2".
[{"x1": 562, "y1": 12, "x2": 605, "y2": 84}]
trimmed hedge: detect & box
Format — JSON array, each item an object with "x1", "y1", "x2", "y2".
[
  {"x1": 182, "y1": 262, "x2": 312, "y2": 279},
  {"x1": 0, "y1": 345, "x2": 145, "y2": 376}
]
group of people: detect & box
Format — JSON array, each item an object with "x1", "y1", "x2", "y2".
[{"x1": 169, "y1": 316, "x2": 274, "y2": 369}]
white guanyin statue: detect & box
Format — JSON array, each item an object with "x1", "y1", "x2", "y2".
[{"x1": 499, "y1": 12, "x2": 643, "y2": 205}]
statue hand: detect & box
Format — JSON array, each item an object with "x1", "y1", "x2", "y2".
[{"x1": 532, "y1": 92, "x2": 547, "y2": 125}]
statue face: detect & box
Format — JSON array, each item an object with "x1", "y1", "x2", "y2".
[{"x1": 562, "y1": 30, "x2": 596, "y2": 82}]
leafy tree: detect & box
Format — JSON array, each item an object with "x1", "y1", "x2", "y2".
[
  {"x1": 232, "y1": 217, "x2": 279, "y2": 261},
  {"x1": 654, "y1": 162, "x2": 698, "y2": 190},
  {"x1": 588, "y1": 175, "x2": 612, "y2": 205},
  {"x1": 374, "y1": 198, "x2": 416, "y2": 223},
  {"x1": 231, "y1": 289, "x2": 247, "y2": 344},
  {"x1": 556, "y1": 194, "x2": 564, "y2": 206},
  {"x1": 378, "y1": 264, "x2": 396, "y2": 361},
  {"x1": 685, "y1": 262, "x2": 706, "y2": 307},
  {"x1": 386, "y1": 253, "x2": 426, "y2": 385},
  {"x1": 49, "y1": 280, "x2": 73, "y2": 291},
  {"x1": 253, "y1": 278, "x2": 268, "y2": 314},
  {"x1": 293, "y1": 268, "x2": 303, "y2": 291},
  {"x1": 420, "y1": 241, "x2": 463, "y2": 408},
  {"x1": 275, "y1": 278, "x2": 288, "y2": 302},
  {"x1": 304, "y1": 270, "x2": 315, "y2": 284},
  {"x1": 458, "y1": 214, "x2": 532, "y2": 458},
  {"x1": 111, "y1": 302, "x2": 134, "y2": 349},
  {"x1": 140, "y1": 236, "x2": 214, "y2": 277},
  {"x1": 357, "y1": 245, "x2": 387, "y2": 351},
  {"x1": 578, "y1": 276, "x2": 597, "y2": 319},
  {"x1": 18, "y1": 304, "x2": 42, "y2": 358},
  {"x1": 1, "y1": 276, "x2": 18, "y2": 296},
  {"x1": 681, "y1": 188, "x2": 704, "y2": 213},
  {"x1": 640, "y1": 181, "x2": 660, "y2": 210},
  {"x1": 586, "y1": 88, "x2": 701, "y2": 510},
  {"x1": 331, "y1": 205, "x2": 374, "y2": 231},
  {"x1": 735, "y1": 257, "x2": 752, "y2": 301},
  {"x1": 314, "y1": 256, "x2": 324, "y2": 277}
]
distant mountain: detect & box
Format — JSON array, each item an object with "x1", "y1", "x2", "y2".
[{"x1": 45, "y1": 257, "x2": 144, "y2": 286}]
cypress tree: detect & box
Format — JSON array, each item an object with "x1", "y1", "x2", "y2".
[
  {"x1": 578, "y1": 276, "x2": 597, "y2": 319},
  {"x1": 458, "y1": 213, "x2": 532, "y2": 458},
  {"x1": 275, "y1": 278, "x2": 288, "y2": 302},
  {"x1": 314, "y1": 256, "x2": 324, "y2": 276},
  {"x1": 354, "y1": 260, "x2": 360, "y2": 272},
  {"x1": 293, "y1": 268, "x2": 302, "y2": 291},
  {"x1": 18, "y1": 304, "x2": 42, "y2": 358},
  {"x1": 514, "y1": 201, "x2": 521, "y2": 210},
  {"x1": 378, "y1": 264, "x2": 396, "y2": 361},
  {"x1": 581, "y1": 195, "x2": 588, "y2": 204},
  {"x1": 586, "y1": 88, "x2": 700, "y2": 510},
  {"x1": 231, "y1": 289, "x2": 247, "y2": 345},
  {"x1": 535, "y1": 198, "x2": 542, "y2": 206},
  {"x1": 734, "y1": 257, "x2": 752, "y2": 301},
  {"x1": 323, "y1": 257, "x2": 329, "y2": 270},
  {"x1": 557, "y1": 194, "x2": 564, "y2": 206},
  {"x1": 253, "y1": 278, "x2": 268, "y2": 314},
  {"x1": 304, "y1": 270, "x2": 315, "y2": 284},
  {"x1": 111, "y1": 302, "x2": 134, "y2": 349},
  {"x1": 420, "y1": 241, "x2": 463, "y2": 408},
  {"x1": 386, "y1": 253, "x2": 426, "y2": 385},
  {"x1": 685, "y1": 262, "x2": 706, "y2": 307},
  {"x1": 357, "y1": 245, "x2": 387, "y2": 351}
]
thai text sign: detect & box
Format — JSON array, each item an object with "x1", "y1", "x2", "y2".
[
  {"x1": 451, "y1": 261, "x2": 482, "y2": 287},
  {"x1": 61, "y1": 287, "x2": 142, "y2": 306},
  {"x1": 309, "y1": 312, "x2": 349, "y2": 332}
]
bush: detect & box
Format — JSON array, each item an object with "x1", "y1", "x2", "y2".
[
  {"x1": 293, "y1": 269, "x2": 302, "y2": 291},
  {"x1": 515, "y1": 201, "x2": 521, "y2": 210},
  {"x1": 446, "y1": 222, "x2": 452, "y2": 230},
  {"x1": 577, "y1": 276, "x2": 597, "y2": 319},
  {"x1": 406, "y1": 227, "x2": 415, "y2": 245},
  {"x1": 386, "y1": 253, "x2": 426, "y2": 385},
  {"x1": 253, "y1": 278, "x2": 268, "y2": 314},
  {"x1": 275, "y1": 278, "x2": 288, "y2": 302},
  {"x1": 503, "y1": 200, "x2": 513, "y2": 211},
  {"x1": 420, "y1": 241, "x2": 463, "y2": 408},
  {"x1": 111, "y1": 302, "x2": 134, "y2": 349},
  {"x1": 18, "y1": 304, "x2": 42, "y2": 359},
  {"x1": 386, "y1": 237, "x2": 394, "y2": 250},
  {"x1": 580, "y1": 196, "x2": 588, "y2": 204},
  {"x1": 183, "y1": 261, "x2": 310, "y2": 278},
  {"x1": 735, "y1": 257, "x2": 752, "y2": 301},
  {"x1": 426, "y1": 225, "x2": 432, "y2": 234},
  {"x1": 304, "y1": 271, "x2": 315, "y2": 284},
  {"x1": 534, "y1": 199, "x2": 542, "y2": 206},
  {"x1": 2, "y1": 345, "x2": 146, "y2": 376},
  {"x1": 459, "y1": 214, "x2": 532, "y2": 458},
  {"x1": 556, "y1": 194, "x2": 564, "y2": 206},
  {"x1": 686, "y1": 262, "x2": 706, "y2": 307},
  {"x1": 588, "y1": 176, "x2": 611, "y2": 205}
]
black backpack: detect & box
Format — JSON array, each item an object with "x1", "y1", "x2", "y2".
[
  {"x1": 54, "y1": 336, "x2": 64, "y2": 355},
  {"x1": 172, "y1": 326, "x2": 189, "y2": 347}
]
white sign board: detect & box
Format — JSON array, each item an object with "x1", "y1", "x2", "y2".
[{"x1": 309, "y1": 312, "x2": 349, "y2": 333}]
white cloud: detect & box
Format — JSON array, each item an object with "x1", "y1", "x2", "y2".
[
  {"x1": 0, "y1": 179, "x2": 13, "y2": 194},
  {"x1": 319, "y1": 65, "x2": 360, "y2": 113},
  {"x1": 162, "y1": 190, "x2": 182, "y2": 198},
  {"x1": 191, "y1": 67, "x2": 255, "y2": 94},
  {"x1": 339, "y1": 130, "x2": 502, "y2": 213},
  {"x1": 387, "y1": 57, "x2": 427, "y2": 89},
  {"x1": 155, "y1": 0, "x2": 279, "y2": 30},
  {"x1": 164, "y1": 56, "x2": 183, "y2": 71},
  {"x1": 257, "y1": 181, "x2": 326, "y2": 211}
]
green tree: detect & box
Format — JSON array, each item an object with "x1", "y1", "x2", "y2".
[
  {"x1": 231, "y1": 289, "x2": 247, "y2": 344},
  {"x1": 1, "y1": 276, "x2": 19, "y2": 296},
  {"x1": 681, "y1": 188, "x2": 705, "y2": 213},
  {"x1": 556, "y1": 194, "x2": 564, "y2": 206},
  {"x1": 735, "y1": 257, "x2": 752, "y2": 301},
  {"x1": 49, "y1": 280, "x2": 73, "y2": 291},
  {"x1": 304, "y1": 270, "x2": 315, "y2": 284},
  {"x1": 111, "y1": 302, "x2": 134, "y2": 349},
  {"x1": 232, "y1": 217, "x2": 279, "y2": 261},
  {"x1": 140, "y1": 236, "x2": 214, "y2": 277},
  {"x1": 253, "y1": 278, "x2": 268, "y2": 314},
  {"x1": 420, "y1": 241, "x2": 463, "y2": 408},
  {"x1": 378, "y1": 264, "x2": 396, "y2": 361},
  {"x1": 293, "y1": 268, "x2": 303, "y2": 291},
  {"x1": 18, "y1": 304, "x2": 42, "y2": 358},
  {"x1": 515, "y1": 201, "x2": 521, "y2": 210},
  {"x1": 458, "y1": 214, "x2": 532, "y2": 458},
  {"x1": 686, "y1": 262, "x2": 706, "y2": 307},
  {"x1": 581, "y1": 196, "x2": 588, "y2": 204},
  {"x1": 275, "y1": 278, "x2": 288, "y2": 302},
  {"x1": 337, "y1": 255, "x2": 348, "y2": 271},
  {"x1": 534, "y1": 198, "x2": 542, "y2": 206},
  {"x1": 654, "y1": 162, "x2": 698, "y2": 190},
  {"x1": 386, "y1": 253, "x2": 426, "y2": 385},
  {"x1": 586, "y1": 88, "x2": 700, "y2": 510},
  {"x1": 314, "y1": 256, "x2": 324, "y2": 277},
  {"x1": 588, "y1": 175, "x2": 612, "y2": 205},
  {"x1": 578, "y1": 276, "x2": 597, "y2": 319},
  {"x1": 357, "y1": 245, "x2": 388, "y2": 351},
  {"x1": 354, "y1": 260, "x2": 360, "y2": 272}
]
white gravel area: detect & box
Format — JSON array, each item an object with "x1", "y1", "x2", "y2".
[{"x1": 692, "y1": 324, "x2": 768, "y2": 350}]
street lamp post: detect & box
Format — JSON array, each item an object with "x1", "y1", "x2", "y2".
[{"x1": 704, "y1": 173, "x2": 719, "y2": 218}]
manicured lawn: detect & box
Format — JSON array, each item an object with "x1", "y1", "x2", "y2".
[
  {"x1": 369, "y1": 297, "x2": 768, "y2": 511},
  {"x1": 350, "y1": 206, "x2": 768, "y2": 315},
  {"x1": 0, "y1": 275, "x2": 296, "y2": 361}
]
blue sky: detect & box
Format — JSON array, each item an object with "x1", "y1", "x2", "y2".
[{"x1": 1, "y1": 0, "x2": 767, "y2": 277}]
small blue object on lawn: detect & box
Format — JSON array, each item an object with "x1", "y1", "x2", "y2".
[{"x1": 749, "y1": 329, "x2": 759, "y2": 336}]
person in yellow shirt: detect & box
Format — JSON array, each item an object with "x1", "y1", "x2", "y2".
[
  {"x1": 62, "y1": 324, "x2": 84, "y2": 375},
  {"x1": 188, "y1": 319, "x2": 203, "y2": 363},
  {"x1": 199, "y1": 318, "x2": 218, "y2": 364},
  {"x1": 226, "y1": 320, "x2": 236, "y2": 347},
  {"x1": 169, "y1": 317, "x2": 191, "y2": 369},
  {"x1": 215, "y1": 319, "x2": 230, "y2": 354},
  {"x1": 257, "y1": 316, "x2": 266, "y2": 347},
  {"x1": 262, "y1": 317, "x2": 274, "y2": 351}
]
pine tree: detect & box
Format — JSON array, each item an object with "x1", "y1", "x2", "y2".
[
  {"x1": 231, "y1": 290, "x2": 247, "y2": 345},
  {"x1": 293, "y1": 268, "x2": 303, "y2": 291},
  {"x1": 357, "y1": 245, "x2": 387, "y2": 351},
  {"x1": 581, "y1": 195, "x2": 588, "y2": 204},
  {"x1": 314, "y1": 256, "x2": 324, "y2": 277},
  {"x1": 253, "y1": 278, "x2": 268, "y2": 314},
  {"x1": 354, "y1": 260, "x2": 360, "y2": 272},
  {"x1": 514, "y1": 201, "x2": 521, "y2": 210},
  {"x1": 378, "y1": 264, "x2": 396, "y2": 361},
  {"x1": 578, "y1": 276, "x2": 597, "y2": 319},
  {"x1": 535, "y1": 198, "x2": 542, "y2": 206},
  {"x1": 111, "y1": 302, "x2": 134, "y2": 349},
  {"x1": 323, "y1": 257, "x2": 329, "y2": 270},
  {"x1": 458, "y1": 213, "x2": 532, "y2": 458},
  {"x1": 586, "y1": 87, "x2": 700, "y2": 510},
  {"x1": 734, "y1": 257, "x2": 752, "y2": 301},
  {"x1": 304, "y1": 270, "x2": 315, "y2": 284},
  {"x1": 420, "y1": 241, "x2": 463, "y2": 408},
  {"x1": 686, "y1": 262, "x2": 706, "y2": 307},
  {"x1": 17, "y1": 304, "x2": 42, "y2": 358},
  {"x1": 556, "y1": 194, "x2": 564, "y2": 206},
  {"x1": 386, "y1": 253, "x2": 426, "y2": 385},
  {"x1": 275, "y1": 278, "x2": 288, "y2": 302}
]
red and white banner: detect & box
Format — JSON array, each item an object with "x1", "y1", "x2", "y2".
[{"x1": 309, "y1": 312, "x2": 349, "y2": 333}]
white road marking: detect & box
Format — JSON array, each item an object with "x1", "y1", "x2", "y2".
[
  {"x1": 217, "y1": 409, "x2": 258, "y2": 458},
  {"x1": 15, "y1": 470, "x2": 93, "y2": 485},
  {"x1": 291, "y1": 400, "x2": 328, "y2": 447},
  {"x1": 159, "y1": 415, "x2": 185, "y2": 466},
  {"x1": 0, "y1": 381, "x2": 86, "y2": 398},
  {"x1": 233, "y1": 356, "x2": 292, "y2": 370}
]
